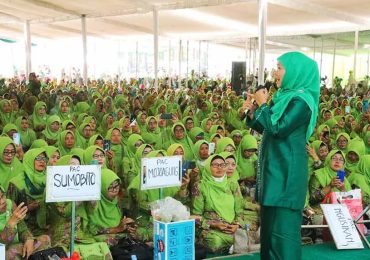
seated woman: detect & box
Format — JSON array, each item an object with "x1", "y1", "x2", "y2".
[
  {"x1": 48, "y1": 155, "x2": 96, "y2": 250},
  {"x1": 7, "y1": 148, "x2": 50, "y2": 236},
  {"x1": 192, "y1": 154, "x2": 242, "y2": 253},
  {"x1": 0, "y1": 136, "x2": 24, "y2": 192},
  {"x1": 309, "y1": 149, "x2": 352, "y2": 214},
  {"x1": 40, "y1": 115, "x2": 61, "y2": 145},
  {"x1": 15, "y1": 116, "x2": 37, "y2": 152},
  {"x1": 86, "y1": 169, "x2": 136, "y2": 246},
  {"x1": 0, "y1": 185, "x2": 50, "y2": 259}
]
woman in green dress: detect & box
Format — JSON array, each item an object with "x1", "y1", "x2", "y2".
[
  {"x1": 0, "y1": 136, "x2": 24, "y2": 192},
  {"x1": 0, "y1": 185, "x2": 50, "y2": 259},
  {"x1": 15, "y1": 116, "x2": 37, "y2": 152},
  {"x1": 30, "y1": 101, "x2": 48, "y2": 135},
  {"x1": 192, "y1": 154, "x2": 242, "y2": 253},
  {"x1": 58, "y1": 130, "x2": 75, "y2": 156},
  {"x1": 244, "y1": 52, "x2": 320, "y2": 259},
  {"x1": 86, "y1": 169, "x2": 136, "y2": 246},
  {"x1": 7, "y1": 148, "x2": 49, "y2": 236},
  {"x1": 40, "y1": 115, "x2": 61, "y2": 145},
  {"x1": 309, "y1": 150, "x2": 351, "y2": 210}
]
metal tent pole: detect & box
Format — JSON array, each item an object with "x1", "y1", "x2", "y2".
[
  {"x1": 258, "y1": 0, "x2": 267, "y2": 86},
  {"x1": 81, "y1": 14, "x2": 88, "y2": 85}
]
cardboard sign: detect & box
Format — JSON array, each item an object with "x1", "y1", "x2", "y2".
[
  {"x1": 141, "y1": 156, "x2": 182, "y2": 190},
  {"x1": 154, "y1": 219, "x2": 195, "y2": 260},
  {"x1": 46, "y1": 165, "x2": 101, "y2": 202},
  {"x1": 321, "y1": 204, "x2": 364, "y2": 249}
]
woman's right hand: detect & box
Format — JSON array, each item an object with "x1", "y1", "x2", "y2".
[
  {"x1": 330, "y1": 177, "x2": 344, "y2": 190},
  {"x1": 211, "y1": 222, "x2": 229, "y2": 232},
  {"x1": 8, "y1": 202, "x2": 28, "y2": 228}
]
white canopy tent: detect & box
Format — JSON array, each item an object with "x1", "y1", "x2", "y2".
[{"x1": 1, "y1": 0, "x2": 370, "y2": 83}]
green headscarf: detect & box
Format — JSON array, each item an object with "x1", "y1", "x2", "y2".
[
  {"x1": 61, "y1": 119, "x2": 76, "y2": 131},
  {"x1": 44, "y1": 146, "x2": 60, "y2": 165},
  {"x1": 200, "y1": 154, "x2": 235, "y2": 223},
  {"x1": 236, "y1": 135, "x2": 257, "y2": 179},
  {"x1": 88, "y1": 134, "x2": 104, "y2": 147},
  {"x1": 274, "y1": 52, "x2": 320, "y2": 141},
  {"x1": 220, "y1": 152, "x2": 239, "y2": 183},
  {"x1": 215, "y1": 137, "x2": 235, "y2": 154},
  {"x1": 41, "y1": 115, "x2": 61, "y2": 141},
  {"x1": 88, "y1": 169, "x2": 121, "y2": 232},
  {"x1": 188, "y1": 127, "x2": 205, "y2": 143},
  {"x1": 57, "y1": 130, "x2": 75, "y2": 156},
  {"x1": 126, "y1": 134, "x2": 144, "y2": 158},
  {"x1": 75, "y1": 123, "x2": 90, "y2": 149},
  {"x1": 345, "y1": 139, "x2": 366, "y2": 173},
  {"x1": 2, "y1": 123, "x2": 17, "y2": 137},
  {"x1": 15, "y1": 116, "x2": 37, "y2": 149},
  {"x1": 0, "y1": 100, "x2": 15, "y2": 127},
  {"x1": 166, "y1": 122, "x2": 195, "y2": 160},
  {"x1": 29, "y1": 139, "x2": 48, "y2": 149},
  {"x1": 313, "y1": 149, "x2": 351, "y2": 192},
  {"x1": 0, "y1": 136, "x2": 23, "y2": 191},
  {"x1": 363, "y1": 131, "x2": 370, "y2": 155},
  {"x1": 31, "y1": 101, "x2": 48, "y2": 129},
  {"x1": 83, "y1": 146, "x2": 106, "y2": 167}
]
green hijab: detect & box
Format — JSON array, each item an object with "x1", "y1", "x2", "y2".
[
  {"x1": 30, "y1": 139, "x2": 48, "y2": 149},
  {"x1": 42, "y1": 115, "x2": 61, "y2": 141},
  {"x1": 274, "y1": 52, "x2": 320, "y2": 141},
  {"x1": 188, "y1": 127, "x2": 205, "y2": 143},
  {"x1": 220, "y1": 152, "x2": 239, "y2": 183},
  {"x1": 44, "y1": 146, "x2": 60, "y2": 165},
  {"x1": 0, "y1": 100, "x2": 15, "y2": 126},
  {"x1": 31, "y1": 101, "x2": 48, "y2": 128},
  {"x1": 2, "y1": 123, "x2": 17, "y2": 137},
  {"x1": 83, "y1": 145, "x2": 106, "y2": 167},
  {"x1": 215, "y1": 137, "x2": 235, "y2": 154},
  {"x1": 89, "y1": 169, "x2": 121, "y2": 231},
  {"x1": 345, "y1": 139, "x2": 366, "y2": 173},
  {"x1": 200, "y1": 154, "x2": 235, "y2": 223},
  {"x1": 75, "y1": 123, "x2": 90, "y2": 149},
  {"x1": 167, "y1": 123, "x2": 195, "y2": 160},
  {"x1": 236, "y1": 135, "x2": 258, "y2": 179},
  {"x1": 61, "y1": 119, "x2": 76, "y2": 131},
  {"x1": 88, "y1": 134, "x2": 104, "y2": 147},
  {"x1": 0, "y1": 136, "x2": 24, "y2": 191},
  {"x1": 126, "y1": 134, "x2": 144, "y2": 158},
  {"x1": 57, "y1": 130, "x2": 75, "y2": 156},
  {"x1": 15, "y1": 116, "x2": 36, "y2": 148},
  {"x1": 313, "y1": 149, "x2": 351, "y2": 192}
]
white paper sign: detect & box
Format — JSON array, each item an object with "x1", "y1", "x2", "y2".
[
  {"x1": 141, "y1": 156, "x2": 182, "y2": 190},
  {"x1": 46, "y1": 165, "x2": 101, "y2": 202},
  {"x1": 0, "y1": 243, "x2": 4, "y2": 260},
  {"x1": 321, "y1": 204, "x2": 364, "y2": 249}
]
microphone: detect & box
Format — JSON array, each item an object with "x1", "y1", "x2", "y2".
[{"x1": 244, "y1": 84, "x2": 268, "y2": 115}]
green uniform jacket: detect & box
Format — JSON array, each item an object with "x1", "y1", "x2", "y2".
[{"x1": 248, "y1": 97, "x2": 311, "y2": 210}]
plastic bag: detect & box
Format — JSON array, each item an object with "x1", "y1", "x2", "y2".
[{"x1": 150, "y1": 197, "x2": 190, "y2": 222}]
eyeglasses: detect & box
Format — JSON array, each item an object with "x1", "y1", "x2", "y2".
[
  {"x1": 211, "y1": 163, "x2": 226, "y2": 168},
  {"x1": 3, "y1": 150, "x2": 16, "y2": 156},
  {"x1": 225, "y1": 162, "x2": 236, "y2": 167},
  {"x1": 108, "y1": 183, "x2": 120, "y2": 192},
  {"x1": 224, "y1": 147, "x2": 236, "y2": 153},
  {"x1": 35, "y1": 156, "x2": 48, "y2": 162},
  {"x1": 337, "y1": 139, "x2": 348, "y2": 144},
  {"x1": 331, "y1": 157, "x2": 344, "y2": 162},
  {"x1": 92, "y1": 153, "x2": 105, "y2": 159},
  {"x1": 174, "y1": 128, "x2": 184, "y2": 133}
]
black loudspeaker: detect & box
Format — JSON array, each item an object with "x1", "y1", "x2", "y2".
[{"x1": 231, "y1": 62, "x2": 246, "y2": 96}]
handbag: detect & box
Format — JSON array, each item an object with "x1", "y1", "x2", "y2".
[
  {"x1": 28, "y1": 247, "x2": 68, "y2": 260},
  {"x1": 110, "y1": 237, "x2": 153, "y2": 260}
]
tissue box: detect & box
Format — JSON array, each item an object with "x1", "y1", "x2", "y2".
[{"x1": 154, "y1": 219, "x2": 195, "y2": 260}]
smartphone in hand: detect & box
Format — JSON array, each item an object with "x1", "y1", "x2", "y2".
[{"x1": 103, "y1": 140, "x2": 111, "y2": 151}]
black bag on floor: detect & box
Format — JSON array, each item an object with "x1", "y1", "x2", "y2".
[
  {"x1": 111, "y1": 237, "x2": 153, "y2": 260},
  {"x1": 28, "y1": 247, "x2": 68, "y2": 260},
  {"x1": 195, "y1": 244, "x2": 207, "y2": 260}
]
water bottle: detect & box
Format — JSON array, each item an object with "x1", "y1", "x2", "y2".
[
  {"x1": 91, "y1": 159, "x2": 99, "y2": 165},
  {"x1": 131, "y1": 255, "x2": 137, "y2": 260}
]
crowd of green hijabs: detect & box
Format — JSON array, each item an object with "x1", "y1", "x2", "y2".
[{"x1": 0, "y1": 75, "x2": 368, "y2": 256}]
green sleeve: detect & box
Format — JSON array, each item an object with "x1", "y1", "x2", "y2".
[
  {"x1": 254, "y1": 98, "x2": 311, "y2": 138},
  {"x1": 232, "y1": 183, "x2": 244, "y2": 223},
  {"x1": 18, "y1": 220, "x2": 34, "y2": 242}
]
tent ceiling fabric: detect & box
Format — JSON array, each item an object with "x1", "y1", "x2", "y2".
[{"x1": 0, "y1": 0, "x2": 370, "y2": 54}]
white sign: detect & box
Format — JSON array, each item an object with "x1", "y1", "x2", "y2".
[
  {"x1": 141, "y1": 156, "x2": 182, "y2": 190},
  {"x1": 46, "y1": 165, "x2": 101, "y2": 202},
  {"x1": 0, "y1": 243, "x2": 4, "y2": 260},
  {"x1": 321, "y1": 204, "x2": 364, "y2": 249}
]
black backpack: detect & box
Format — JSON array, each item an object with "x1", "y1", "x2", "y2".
[
  {"x1": 110, "y1": 237, "x2": 153, "y2": 260},
  {"x1": 28, "y1": 247, "x2": 68, "y2": 260}
]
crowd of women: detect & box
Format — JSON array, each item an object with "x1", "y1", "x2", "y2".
[{"x1": 0, "y1": 75, "x2": 368, "y2": 258}]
